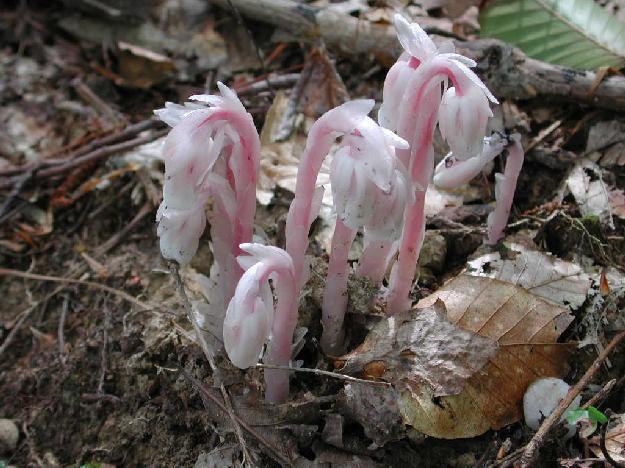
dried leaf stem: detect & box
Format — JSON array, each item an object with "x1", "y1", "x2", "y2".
[
  {"x1": 168, "y1": 263, "x2": 253, "y2": 467},
  {"x1": 255, "y1": 363, "x2": 392, "y2": 387}
]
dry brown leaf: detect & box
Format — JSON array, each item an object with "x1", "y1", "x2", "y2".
[
  {"x1": 588, "y1": 415, "x2": 625, "y2": 463},
  {"x1": 339, "y1": 301, "x2": 498, "y2": 397},
  {"x1": 400, "y1": 274, "x2": 575, "y2": 439},
  {"x1": 566, "y1": 159, "x2": 614, "y2": 228},
  {"x1": 467, "y1": 242, "x2": 591, "y2": 309},
  {"x1": 117, "y1": 41, "x2": 176, "y2": 89},
  {"x1": 337, "y1": 383, "x2": 405, "y2": 448}
]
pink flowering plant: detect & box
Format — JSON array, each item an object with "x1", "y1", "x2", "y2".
[
  {"x1": 222, "y1": 243, "x2": 298, "y2": 403},
  {"x1": 322, "y1": 116, "x2": 412, "y2": 353},
  {"x1": 155, "y1": 82, "x2": 261, "y2": 339},
  {"x1": 371, "y1": 14, "x2": 522, "y2": 315},
  {"x1": 156, "y1": 16, "x2": 525, "y2": 403}
]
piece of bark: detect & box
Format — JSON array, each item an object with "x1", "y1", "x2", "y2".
[{"x1": 213, "y1": 0, "x2": 625, "y2": 112}]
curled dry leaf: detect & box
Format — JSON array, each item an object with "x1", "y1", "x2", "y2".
[
  {"x1": 566, "y1": 159, "x2": 614, "y2": 229},
  {"x1": 588, "y1": 414, "x2": 625, "y2": 464},
  {"x1": 335, "y1": 241, "x2": 583, "y2": 440}
]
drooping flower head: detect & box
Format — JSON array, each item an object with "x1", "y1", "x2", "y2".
[
  {"x1": 438, "y1": 80, "x2": 495, "y2": 159},
  {"x1": 155, "y1": 82, "x2": 260, "y2": 265},
  {"x1": 433, "y1": 134, "x2": 507, "y2": 190},
  {"x1": 223, "y1": 243, "x2": 295, "y2": 368},
  {"x1": 223, "y1": 243, "x2": 298, "y2": 402},
  {"x1": 378, "y1": 14, "x2": 501, "y2": 315},
  {"x1": 380, "y1": 14, "x2": 498, "y2": 162},
  {"x1": 330, "y1": 116, "x2": 414, "y2": 240}
]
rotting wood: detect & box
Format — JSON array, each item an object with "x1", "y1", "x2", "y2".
[{"x1": 212, "y1": 0, "x2": 625, "y2": 112}]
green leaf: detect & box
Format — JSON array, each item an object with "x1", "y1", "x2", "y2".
[
  {"x1": 479, "y1": 0, "x2": 625, "y2": 69},
  {"x1": 587, "y1": 406, "x2": 609, "y2": 425},
  {"x1": 565, "y1": 408, "x2": 587, "y2": 424}
]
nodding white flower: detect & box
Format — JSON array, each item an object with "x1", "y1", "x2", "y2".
[
  {"x1": 330, "y1": 117, "x2": 414, "y2": 240},
  {"x1": 155, "y1": 200, "x2": 207, "y2": 265},
  {"x1": 154, "y1": 82, "x2": 260, "y2": 265},
  {"x1": 379, "y1": 14, "x2": 479, "y2": 132},
  {"x1": 223, "y1": 244, "x2": 296, "y2": 370},
  {"x1": 439, "y1": 85, "x2": 494, "y2": 159},
  {"x1": 380, "y1": 14, "x2": 502, "y2": 316},
  {"x1": 433, "y1": 134, "x2": 507, "y2": 189},
  {"x1": 393, "y1": 14, "x2": 439, "y2": 64}
]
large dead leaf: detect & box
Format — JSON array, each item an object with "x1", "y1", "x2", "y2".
[
  {"x1": 339, "y1": 301, "x2": 498, "y2": 397},
  {"x1": 399, "y1": 274, "x2": 575, "y2": 439},
  {"x1": 467, "y1": 241, "x2": 591, "y2": 309}
]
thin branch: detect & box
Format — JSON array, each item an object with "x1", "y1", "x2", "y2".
[
  {"x1": 255, "y1": 363, "x2": 391, "y2": 387},
  {"x1": 168, "y1": 263, "x2": 253, "y2": 467},
  {"x1": 181, "y1": 369, "x2": 294, "y2": 467},
  {"x1": 519, "y1": 331, "x2": 625, "y2": 467},
  {"x1": 0, "y1": 119, "x2": 162, "y2": 177},
  {"x1": 0, "y1": 268, "x2": 153, "y2": 311},
  {"x1": 57, "y1": 295, "x2": 69, "y2": 364},
  {"x1": 582, "y1": 378, "x2": 616, "y2": 409},
  {"x1": 211, "y1": 0, "x2": 625, "y2": 112},
  {"x1": 37, "y1": 129, "x2": 168, "y2": 178},
  {"x1": 0, "y1": 170, "x2": 32, "y2": 219},
  {"x1": 0, "y1": 129, "x2": 167, "y2": 189}
]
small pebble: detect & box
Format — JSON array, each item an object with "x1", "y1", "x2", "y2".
[{"x1": 0, "y1": 418, "x2": 19, "y2": 454}]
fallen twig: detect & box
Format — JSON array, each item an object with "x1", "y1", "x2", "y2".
[
  {"x1": 212, "y1": 0, "x2": 625, "y2": 111},
  {"x1": 0, "y1": 119, "x2": 162, "y2": 178},
  {"x1": 0, "y1": 268, "x2": 153, "y2": 311},
  {"x1": 36, "y1": 129, "x2": 167, "y2": 178},
  {"x1": 582, "y1": 379, "x2": 617, "y2": 410},
  {"x1": 255, "y1": 363, "x2": 391, "y2": 387},
  {"x1": 519, "y1": 331, "x2": 625, "y2": 467},
  {"x1": 181, "y1": 369, "x2": 294, "y2": 467},
  {"x1": 57, "y1": 295, "x2": 69, "y2": 364},
  {"x1": 0, "y1": 126, "x2": 166, "y2": 189},
  {"x1": 168, "y1": 263, "x2": 253, "y2": 467},
  {"x1": 0, "y1": 170, "x2": 32, "y2": 219}
]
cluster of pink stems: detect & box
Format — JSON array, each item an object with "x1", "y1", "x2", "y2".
[{"x1": 155, "y1": 15, "x2": 524, "y2": 403}]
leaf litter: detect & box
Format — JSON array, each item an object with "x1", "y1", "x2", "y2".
[{"x1": 2, "y1": 0, "x2": 625, "y2": 466}]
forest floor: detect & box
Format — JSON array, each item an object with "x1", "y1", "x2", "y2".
[{"x1": 0, "y1": 1, "x2": 624, "y2": 467}]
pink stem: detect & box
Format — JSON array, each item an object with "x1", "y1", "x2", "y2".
[
  {"x1": 486, "y1": 138, "x2": 524, "y2": 245},
  {"x1": 201, "y1": 110, "x2": 261, "y2": 303},
  {"x1": 386, "y1": 191, "x2": 426, "y2": 314},
  {"x1": 321, "y1": 219, "x2": 357, "y2": 354},
  {"x1": 285, "y1": 101, "x2": 372, "y2": 290},
  {"x1": 286, "y1": 122, "x2": 336, "y2": 289},
  {"x1": 356, "y1": 239, "x2": 395, "y2": 285},
  {"x1": 263, "y1": 274, "x2": 298, "y2": 403},
  {"x1": 385, "y1": 61, "x2": 451, "y2": 315}
]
